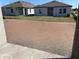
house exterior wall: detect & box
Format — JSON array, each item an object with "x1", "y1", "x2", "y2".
[
  {"x1": 35, "y1": 7, "x2": 71, "y2": 16},
  {"x1": 22, "y1": 8, "x2": 35, "y2": 16},
  {"x1": 35, "y1": 8, "x2": 48, "y2": 16},
  {"x1": 16, "y1": 7, "x2": 23, "y2": 15},
  {"x1": 22, "y1": 8, "x2": 26, "y2": 15},
  {"x1": 27, "y1": 8, "x2": 35, "y2": 15},
  {"x1": 2, "y1": 7, "x2": 71, "y2": 16},
  {"x1": 53, "y1": 7, "x2": 71, "y2": 16},
  {"x1": 2, "y1": 7, "x2": 15, "y2": 16},
  {"x1": 2, "y1": 7, "x2": 35, "y2": 16},
  {"x1": 2, "y1": 7, "x2": 23, "y2": 16}
]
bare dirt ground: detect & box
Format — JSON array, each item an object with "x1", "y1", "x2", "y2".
[{"x1": 4, "y1": 19, "x2": 76, "y2": 57}]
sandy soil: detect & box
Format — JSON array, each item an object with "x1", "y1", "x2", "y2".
[{"x1": 4, "y1": 19, "x2": 76, "y2": 57}]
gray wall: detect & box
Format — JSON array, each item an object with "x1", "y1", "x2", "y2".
[
  {"x1": 53, "y1": 7, "x2": 71, "y2": 16},
  {"x1": 2, "y1": 7, "x2": 35, "y2": 16},
  {"x1": 0, "y1": 7, "x2": 7, "y2": 46},
  {"x1": 35, "y1": 8, "x2": 48, "y2": 16},
  {"x1": 2, "y1": 7, "x2": 16, "y2": 16},
  {"x1": 35, "y1": 7, "x2": 71, "y2": 16},
  {"x1": 2, "y1": 7, "x2": 23, "y2": 16}
]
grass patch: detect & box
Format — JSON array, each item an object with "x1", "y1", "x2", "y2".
[{"x1": 4, "y1": 16, "x2": 75, "y2": 22}]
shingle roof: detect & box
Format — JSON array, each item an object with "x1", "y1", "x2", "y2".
[
  {"x1": 35, "y1": 1, "x2": 72, "y2": 8},
  {"x1": 3, "y1": 1, "x2": 34, "y2": 8}
]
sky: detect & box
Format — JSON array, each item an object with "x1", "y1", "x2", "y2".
[{"x1": 0, "y1": 0, "x2": 78, "y2": 8}]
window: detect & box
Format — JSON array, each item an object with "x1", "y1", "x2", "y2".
[
  {"x1": 39, "y1": 9, "x2": 42, "y2": 14},
  {"x1": 10, "y1": 9, "x2": 13, "y2": 13},
  {"x1": 59, "y1": 8, "x2": 67, "y2": 14},
  {"x1": 59, "y1": 9, "x2": 62, "y2": 14},
  {"x1": 63, "y1": 9, "x2": 66, "y2": 14}
]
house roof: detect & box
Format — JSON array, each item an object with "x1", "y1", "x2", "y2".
[
  {"x1": 35, "y1": 1, "x2": 72, "y2": 8},
  {"x1": 3, "y1": 1, "x2": 34, "y2": 8}
]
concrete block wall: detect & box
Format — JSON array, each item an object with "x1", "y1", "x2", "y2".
[{"x1": 0, "y1": 6, "x2": 7, "y2": 46}]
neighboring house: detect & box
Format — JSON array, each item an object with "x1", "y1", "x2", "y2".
[
  {"x1": 34, "y1": 1, "x2": 72, "y2": 16},
  {"x1": 2, "y1": 1, "x2": 35, "y2": 16}
]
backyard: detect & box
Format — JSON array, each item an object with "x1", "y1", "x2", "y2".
[
  {"x1": 4, "y1": 19, "x2": 76, "y2": 57},
  {"x1": 3, "y1": 15, "x2": 76, "y2": 57}
]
